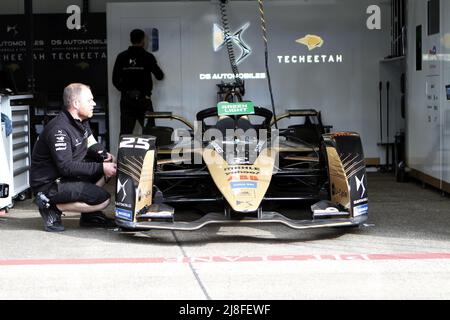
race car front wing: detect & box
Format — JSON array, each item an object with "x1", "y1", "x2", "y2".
[{"x1": 115, "y1": 211, "x2": 368, "y2": 231}]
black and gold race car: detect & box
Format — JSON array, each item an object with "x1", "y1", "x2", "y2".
[{"x1": 114, "y1": 105, "x2": 368, "y2": 232}]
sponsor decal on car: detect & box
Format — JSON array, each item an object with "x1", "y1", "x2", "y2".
[
  {"x1": 116, "y1": 178, "x2": 128, "y2": 202},
  {"x1": 115, "y1": 207, "x2": 133, "y2": 221},
  {"x1": 224, "y1": 166, "x2": 260, "y2": 175},
  {"x1": 217, "y1": 101, "x2": 255, "y2": 117},
  {"x1": 353, "y1": 204, "x2": 368, "y2": 217},
  {"x1": 230, "y1": 181, "x2": 257, "y2": 189},
  {"x1": 353, "y1": 197, "x2": 368, "y2": 205},
  {"x1": 228, "y1": 175, "x2": 259, "y2": 182},
  {"x1": 355, "y1": 174, "x2": 366, "y2": 198}
]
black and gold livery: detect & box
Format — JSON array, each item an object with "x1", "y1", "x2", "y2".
[
  {"x1": 115, "y1": 136, "x2": 156, "y2": 222},
  {"x1": 115, "y1": 109, "x2": 368, "y2": 231}
]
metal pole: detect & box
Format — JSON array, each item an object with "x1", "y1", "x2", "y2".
[
  {"x1": 24, "y1": 0, "x2": 35, "y2": 92},
  {"x1": 400, "y1": 0, "x2": 404, "y2": 56},
  {"x1": 379, "y1": 81, "x2": 383, "y2": 143},
  {"x1": 398, "y1": 0, "x2": 401, "y2": 55},
  {"x1": 391, "y1": 0, "x2": 394, "y2": 56},
  {"x1": 386, "y1": 81, "x2": 391, "y2": 171},
  {"x1": 394, "y1": 0, "x2": 398, "y2": 56},
  {"x1": 83, "y1": 0, "x2": 89, "y2": 25},
  {"x1": 83, "y1": 0, "x2": 89, "y2": 13}
]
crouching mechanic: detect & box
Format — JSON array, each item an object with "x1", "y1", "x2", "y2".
[{"x1": 30, "y1": 83, "x2": 117, "y2": 232}]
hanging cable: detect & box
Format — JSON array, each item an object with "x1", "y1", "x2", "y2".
[
  {"x1": 219, "y1": 0, "x2": 245, "y2": 95},
  {"x1": 258, "y1": 0, "x2": 278, "y2": 129}
]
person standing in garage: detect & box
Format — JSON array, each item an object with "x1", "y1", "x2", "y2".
[
  {"x1": 112, "y1": 28, "x2": 164, "y2": 135},
  {"x1": 30, "y1": 83, "x2": 117, "y2": 232}
]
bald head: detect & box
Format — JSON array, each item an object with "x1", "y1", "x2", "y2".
[
  {"x1": 63, "y1": 83, "x2": 96, "y2": 120},
  {"x1": 63, "y1": 83, "x2": 90, "y2": 110}
]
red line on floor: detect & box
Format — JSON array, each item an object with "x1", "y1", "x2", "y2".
[{"x1": 1, "y1": 252, "x2": 450, "y2": 266}]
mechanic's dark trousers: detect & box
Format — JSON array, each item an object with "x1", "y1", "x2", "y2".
[
  {"x1": 120, "y1": 95, "x2": 155, "y2": 135},
  {"x1": 32, "y1": 173, "x2": 110, "y2": 208}
]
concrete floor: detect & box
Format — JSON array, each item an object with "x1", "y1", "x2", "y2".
[{"x1": 0, "y1": 172, "x2": 450, "y2": 300}]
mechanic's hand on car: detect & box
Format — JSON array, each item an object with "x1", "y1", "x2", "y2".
[{"x1": 103, "y1": 162, "x2": 117, "y2": 178}]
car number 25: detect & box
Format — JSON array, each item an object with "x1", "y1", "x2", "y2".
[{"x1": 119, "y1": 137, "x2": 151, "y2": 150}]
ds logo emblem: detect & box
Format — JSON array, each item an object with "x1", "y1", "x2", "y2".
[{"x1": 213, "y1": 23, "x2": 252, "y2": 65}]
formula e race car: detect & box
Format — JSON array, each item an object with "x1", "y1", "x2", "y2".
[{"x1": 114, "y1": 105, "x2": 368, "y2": 231}]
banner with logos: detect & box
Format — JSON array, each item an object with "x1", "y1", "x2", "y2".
[{"x1": 0, "y1": 13, "x2": 106, "y2": 98}]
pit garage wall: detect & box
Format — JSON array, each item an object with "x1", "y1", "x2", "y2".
[
  {"x1": 406, "y1": 0, "x2": 450, "y2": 190},
  {"x1": 107, "y1": 0, "x2": 390, "y2": 156}
]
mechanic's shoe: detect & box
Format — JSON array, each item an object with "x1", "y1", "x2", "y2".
[
  {"x1": 34, "y1": 192, "x2": 51, "y2": 209},
  {"x1": 80, "y1": 212, "x2": 116, "y2": 228},
  {"x1": 38, "y1": 207, "x2": 65, "y2": 232}
]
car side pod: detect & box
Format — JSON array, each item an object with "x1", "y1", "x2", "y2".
[{"x1": 322, "y1": 132, "x2": 369, "y2": 219}]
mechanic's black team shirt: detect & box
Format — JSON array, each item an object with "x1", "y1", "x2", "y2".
[
  {"x1": 30, "y1": 110, "x2": 103, "y2": 191},
  {"x1": 112, "y1": 46, "x2": 164, "y2": 96}
]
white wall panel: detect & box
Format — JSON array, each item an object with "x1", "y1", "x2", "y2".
[
  {"x1": 406, "y1": 0, "x2": 450, "y2": 187},
  {"x1": 107, "y1": 1, "x2": 389, "y2": 155},
  {"x1": 441, "y1": 0, "x2": 450, "y2": 185}
]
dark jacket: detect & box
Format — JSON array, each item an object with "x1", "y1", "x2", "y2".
[
  {"x1": 30, "y1": 110, "x2": 103, "y2": 190},
  {"x1": 112, "y1": 46, "x2": 164, "y2": 97}
]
